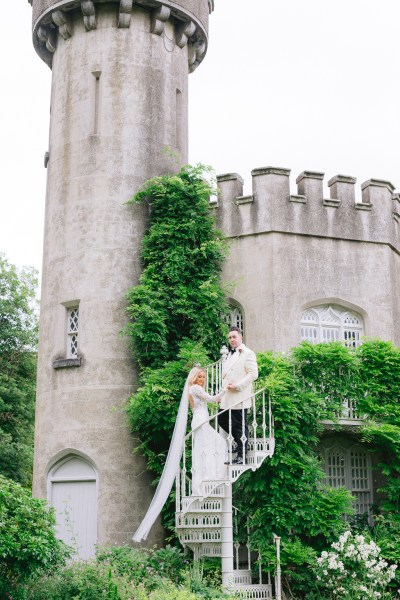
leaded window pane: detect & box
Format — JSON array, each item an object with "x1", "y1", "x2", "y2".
[
  {"x1": 322, "y1": 327, "x2": 339, "y2": 342},
  {"x1": 326, "y1": 451, "x2": 346, "y2": 488},
  {"x1": 227, "y1": 306, "x2": 244, "y2": 335},
  {"x1": 301, "y1": 305, "x2": 364, "y2": 347},
  {"x1": 301, "y1": 326, "x2": 318, "y2": 343},
  {"x1": 344, "y1": 329, "x2": 361, "y2": 348},
  {"x1": 67, "y1": 308, "x2": 79, "y2": 358},
  {"x1": 323, "y1": 445, "x2": 372, "y2": 518}
]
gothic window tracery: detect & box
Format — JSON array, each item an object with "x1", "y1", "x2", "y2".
[
  {"x1": 321, "y1": 441, "x2": 372, "y2": 518},
  {"x1": 301, "y1": 305, "x2": 363, "y2": 347},
  {"x1": 226, "y1": 303, "x2": 244, "y2": 335}
]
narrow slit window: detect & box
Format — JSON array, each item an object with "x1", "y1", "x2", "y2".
[
  {"x1": 67, "y1": 307, "x2": 79, "y2": 358},
  {"x1": 176, "y1": 89, "x2": 182, "y2": 150},
  {"x1": 92, "y1": 71, "x2": 101, "y2": 134}
]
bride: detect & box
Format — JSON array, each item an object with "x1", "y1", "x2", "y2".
[
  {"x1": 132, "y1": 365, "x2": 227, "y2": 542},
  {"x1": 188, "y1": 367, "x2": 228, "y2": 495}
]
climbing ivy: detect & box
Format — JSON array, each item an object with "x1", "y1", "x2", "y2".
[
  {"x1": 126, "y1": 165, "x2": 230, "y2": 535},
  {"x1": 234, "y1": 340, "x2": 400, "y2": 597},
  {"x1": 126, "y1": 164, "x2": 229, "y2": 369},
  {"x1": 125, "y1": 166, "x2": 400, "y2": 598}
]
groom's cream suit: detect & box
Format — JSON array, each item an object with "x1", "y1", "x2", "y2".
[{"x1": 220, "y1": 344, "x2": 258, "y2": 410}]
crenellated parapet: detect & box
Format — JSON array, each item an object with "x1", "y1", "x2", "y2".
[
  {"x1": 30, "y1": 0, "x2": 211, "y2": 70},
  {"x1": 215, "y1": 168, "x2": 400, "y2": 252}
]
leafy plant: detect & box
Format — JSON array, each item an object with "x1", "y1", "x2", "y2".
[
  {"x1": 0, "y1": 254, "x2": 38, "y2": 485},
  {"x1": 0, "y1": 475, "x2": 71, "y2": 597},
  {"x1": 315, "y1": 530, "x2": 397, "y2": 599},
  {"x1": 125, "y1": 164, "x2": 229, "y2": 368},
  {"x1": 26, "y1": 561, "x2": 134, "y2": 600}
]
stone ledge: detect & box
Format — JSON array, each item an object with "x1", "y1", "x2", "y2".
[
  {"x1": 290, "y1": 195, "x2": 306, "y2": 204},
  {"x1": 53, "y1": 357, "x2": 82, "y2": 369},
  {"x1": 251, "y1": 166, "x2": 291, "y2": 178},
  {"x1": 361, "y1": 178, "x2": 395, "y2": 192},
  {"x1": 296, "y1": 170, "x2": 324, "y2": 184},
  {"x1": 235, "y1": 195, "x2": 254, "y2": 205},
  {"x1": 323, "y1": 198, "x2": 341, "y2": 208},
  {"x1": 355, "y1": 202, "x2": 373, "y2": 211},
  {"x1": 217, "y1": 173, "x2": 244, "y2": 184},
  {"x1": 327, "y1": 174, "x2": 356, "y2": 187}
]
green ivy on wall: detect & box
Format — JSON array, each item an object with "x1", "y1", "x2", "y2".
[
  {"x1": 125, "y1": 165, "x2": 400, "y2": 598},
  {"x1": 126, "y1": 164, "x2": 229, "y2": 369}
]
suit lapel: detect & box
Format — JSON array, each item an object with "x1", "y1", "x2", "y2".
[{"x1": 223, "y1": 349, "x2": 245, "y2": 378}]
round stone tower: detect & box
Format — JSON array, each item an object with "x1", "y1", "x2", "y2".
[{"x1": 30, "y1": 0, "x2": 213, "y2": 554}]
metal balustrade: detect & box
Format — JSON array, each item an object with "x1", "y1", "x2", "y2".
[{"x1": 175, "y1": 352, "x2": 277, "y2": 597}]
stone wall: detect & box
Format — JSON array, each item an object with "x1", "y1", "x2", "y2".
[
  {"x1": 216, "y1": 167, "x2": 400, "y2": 352},
  {"x1": 31, "y1": 0, "x2": 210, "y2": 70},
  {"x1": 32, "y1": 2, "x2": 196, "y2": 547}
]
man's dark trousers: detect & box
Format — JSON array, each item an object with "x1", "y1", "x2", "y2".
[{"x1": 218, "y1": 409, "x2": 249, "y2": 459}]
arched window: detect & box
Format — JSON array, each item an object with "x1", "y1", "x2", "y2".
[
  {"x1": 47, "y1": 455, "x2": 98, "y2": 559},
  {"x1": 301, "y1": 305, "x2": 363, "y2": 347},
  {"x1": 226, "y1": 303, "x2": 244, "y2": 335},
  {"x1": 320, "y1": 440, "x2": 372, "y2": 518}
]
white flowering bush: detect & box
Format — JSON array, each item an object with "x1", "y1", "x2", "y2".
[{"x1": 315, "y1": 530, "x2": 398, "y2": 599}]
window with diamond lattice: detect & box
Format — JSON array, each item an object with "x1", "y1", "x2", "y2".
[
  {"x1": 321, "y1": 442, "x2": 372, "y2": 518},
  {"x1": 301, "y1": 305, "x2": 363, "y2": 347},
  {"x1": 67, "y1": 308, "x2": 79, "y2": 358}
]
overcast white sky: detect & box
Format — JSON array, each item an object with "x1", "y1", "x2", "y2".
[{"x1": 2, "y1": 1, "x2": 400, "y2": 277}]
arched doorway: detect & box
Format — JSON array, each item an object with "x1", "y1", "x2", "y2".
[{"x1": 47, "y1": 454, "x2": 98, "y2": 559}]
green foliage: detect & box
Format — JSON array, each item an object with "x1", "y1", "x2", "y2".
[
  {"x1": 235, "y1": 340, "x2": 400, "y2": 597},
  {"x1": 96, "y1": 544, "x2": 190, "y2": 588},
  {"x1": 0, "y1": 254, "x2": 38, "y2": 485},
  {"x1": 27, "y1": 546, "x2": 234, "y2": 600},
  {"x1": 237, "y1": 345, "x2": 355, "y2": 595},
  {"x1": 128, "y1": 341, "x2": 209, "y2": 470},
  {"x1": 356, "y1": 341, "x2": 400, "y2": 577},
  {"x1": 27, "y1": 561, "x2": 134, "y2": 600},
  {"x1": 126, "y1": 164, "x2": 229, "y2": 368},
  {"x1": 0, "y1": 475, "x2": 71, "y2": 597}
]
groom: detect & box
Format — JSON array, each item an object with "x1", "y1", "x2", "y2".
[{"x1": 218, "y1": 326, "x2": 258, "y2": 465}]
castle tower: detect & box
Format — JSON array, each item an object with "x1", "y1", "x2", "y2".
[{"x1": 29, "y1": 0, "x2": 213, "y2": 555}]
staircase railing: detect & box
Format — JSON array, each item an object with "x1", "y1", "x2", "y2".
[
  {"x1": 177, "y1": 385, "x2": 274, "y2": 508},
  {"x1": 232, "y1": 505, "x2": 274, "y2": 595},
  {"x1": 205, "y1": 345, "x2": 229, "y2": 395}
]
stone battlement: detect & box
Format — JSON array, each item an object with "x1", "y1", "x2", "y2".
[
  {"x1": 215, "y1": 167, "x2": 400, "y2": 252},
  {"x1": 30, "y1": 0, "x2": 211, "y2": 70}
]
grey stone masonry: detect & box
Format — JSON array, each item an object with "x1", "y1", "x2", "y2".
[
  {"x1": 216, "y1": 167, "x2": 400, "y2": 252},
  {"x1": 217, "y1": 165, "x2": 400, "y2": 354},
  {"x1": 29, "y1": 0, "x2": 211, "y2": 549},
  {"x1": 31, "y1": 0, "x2": 211, "y2": 70}
]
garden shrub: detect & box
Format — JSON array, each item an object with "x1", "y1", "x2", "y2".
[
  {"x1": 315, "y1": 530, "x2": 397, "y2": 599},
  {"x1": 27, "y1": 547, "x2": 235, "y2": 600},
  {"x1": 0, "y1": 475, "x2": 70, "y2": 598},
  {"x1": 96, "y1": 544, "x2": 190, "y2": 588},
  {"x1": 27, "y1": 561, "x2": 134, "y2": 600}
]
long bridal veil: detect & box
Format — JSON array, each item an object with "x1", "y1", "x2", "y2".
[{"x1": 132, "y1": 372, "x2": 192, "y2": 542}]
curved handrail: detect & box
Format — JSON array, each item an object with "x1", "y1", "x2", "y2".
[{"x1": 186, "y1": 386, "x2": 266, "y2": 438}]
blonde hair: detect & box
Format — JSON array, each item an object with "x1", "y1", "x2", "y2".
[{"x1": 187, "y1": 366, "x2": 205, "y2": 387}]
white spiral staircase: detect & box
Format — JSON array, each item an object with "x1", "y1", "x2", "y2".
[{"x1": 175, "y1": 352, "x2": 277, "y2": 598}]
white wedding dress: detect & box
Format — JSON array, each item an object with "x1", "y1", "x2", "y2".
[{"x1": 190, "y1": 384, "x2": 228, "y2": 496}]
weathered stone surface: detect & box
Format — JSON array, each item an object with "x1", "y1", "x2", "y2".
[
  {"x1": 32, "y1": 3, "x2": 191, "y2": 548},
  {"x1": 31, "y1": 0, "x2": 209, "y2": 67},
  {"x1": 217, "y1": 167, "x2": 400, "y2": 352}
]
